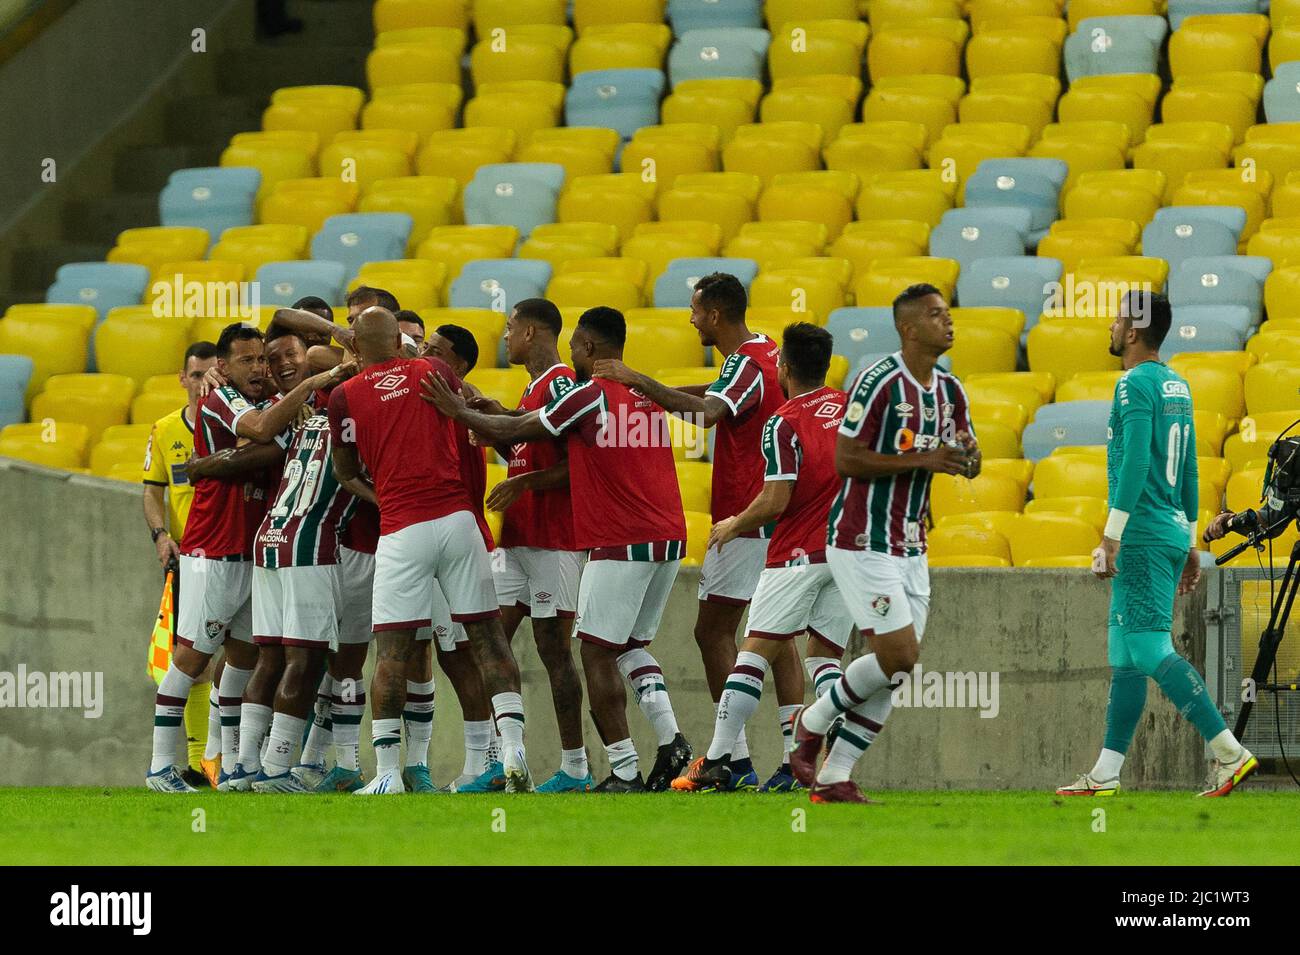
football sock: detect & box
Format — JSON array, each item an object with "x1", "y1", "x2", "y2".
[
  {"x1": 236, "y1": 702, "x2": 273, "y2": 774},
  {"x1": 331, "y1": 677, "x2": 365, "y2": 772},
  {"x1": 778, "y1": 704, "x2": 801, "y2": 763},
  {"x1": 732, "y1": 726, "x2": 751, "y2": 763},
  {"x1": 491, "y1": 691, "x2": 526, "y2": 755},
  {"x1": 262, "y1": 713, "x2": 305, "y2": 777},
  {"x1": 1100, "y1": 666, "x2": 1146, "y2": 761},
  {"x1": 184, "y1": 681, "x2": 210, "y2": 771},
  {"x1": 217, "y1": 664, "x2": 253, "y2": 770},
  {"x1": 204, "y1": 683, "x2": 221, "y2": 761},
  {"x1": 1092, "y1": 749, "x2": 1126, "y2": 781},
  {"x1": 805, "y1": 656, "x2": 843, "y2": 698},
  {"x1": 560, "y1": 747, "x2": 588, "y2": 779},
  {"x1": 464, "y1": 720, "x2": 493, "y2": 775},
  {"x1": 372, "y1": 717, "x2": 402, "y2": 776},
  {"x1": 816, "y1": 683, "x2": 893, "y2": 784},
  {"x1": 403, "y1": 679, "x2": 436, "y2": 767},
  {"x1": 487, "y1": 729, "x2": 502, "y2": 766},
  {"x1": 706, "y1": 651, "x2": 767, "y2": 760},
  {"x1": 1150, "y1": 651, "x2": 1228, "y2": 742},
  {"x1": 605, "y1": 738, "x2": 638, "y2": 781},
  {"x1": 150, "y1": 666, "x2": 195, "y2": 773},
  {"x1": 800, "y1": 653, "x2": 891, "y2": 735},
  {"x1": 617, "y1": 648, "x2": 679, "y2": 746},
  {"x1": 1209, "y1": 729, "x2": 1245, "y2": 763},
  {"x1": 300, "y1": 672, "x2": 333, "y2": 767}
]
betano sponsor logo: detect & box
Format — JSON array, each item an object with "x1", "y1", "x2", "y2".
[{"x1": 0, "y1": 666, "x2": 103, "y2": 718}]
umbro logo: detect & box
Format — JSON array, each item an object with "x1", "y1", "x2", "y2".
[
  {"x1": 535, "y1": 591, "x2": 552, "y2": 602},
  {"x1": 374, "y1": 373, "x2": 407, "y2": 391},
  {"x1": 895, "y1": 402, "x2": 913, "y2": 415},
  {"x1": 814, "y1": 401, "x2": 843, "y2": 419}
]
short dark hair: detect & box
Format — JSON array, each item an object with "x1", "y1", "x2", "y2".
[
  {"x1": 435, "y1": 323, "x2": 479, "y2": 373},
  {"x1": 292, "y1": 295, "x2": 333, "y2": 320},
  {"x1": 183, "y1": 341, "x2": 218, "y2": 367},
  {"x1": 694, "y1": 272, "x2": 746, "y2": 323},
  {"x1": 577, "y1": 306, "x2": 626, "y2": 348},
  {"x1": 347, "y1": 285, "x2": 400, "y2": 312},
  {"x1": 1123, "y1": 289, "x2": 1172, "y2": 350},
  {"x1": 781, "y1": 322, "x2": 833, "y2": 384},
  {"x1": 264, "y1": 323, "x2": 305, "y2": 348},
  {"x1": 892, "y1": 283, "x2": 943, "y2": 322},
  {"x1": 394, "y1": 309, "x2": 424, "y2": 333},
  {"x1": 215, "y1": 323, "x2": 263, "y2": 358},
  {"x1": 513, "y1": 297, "x2": 563, "y2": 337}
]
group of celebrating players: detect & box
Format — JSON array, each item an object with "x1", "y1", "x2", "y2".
[{"x1": 142, "y1": 269, "x2": 1257, "y2": 802}]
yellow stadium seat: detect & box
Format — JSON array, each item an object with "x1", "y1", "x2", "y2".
[
  {"x1": 1174, "y1": 183, "x2": 1267, "y2": 247},
  {"x1": 948, "y1": 324, "x2": 1018, "y2": 378},
  {"x1": 970, "y1": 421, "x2": 1021, "y2": 458},
  {"x1": 375, "y1": 26, "x2": 467, "y2": 55},
  {"x1": 3, "y1": 303, "x2": 97, "y2": 335},
  {"x1": 867, "y1": 29, "x2": 960, "y2": 82},
  {"x1": 1064, "y1": 180, "x2": 1160, "y2": 226},
  {"x1": 375, "y1": 0, "x2": 470, "y2": 31},
  {"x1": 262, "y1": 102, "x2": 355, "y2": 145},
  {"x1": 748, "y1": 271, "x2": 842, "y2": 325},
  {"x1": 1264, "y1": 266, "x2": 1300, "y2": 320},
  {"x1": 416, "y1": 142, "x2": 512, "y2": 186},
  {"x1": 569, "y1": 33, "x2": 661, "y2": 76},
  {"x1": 556, "y1": 258, "x2": 648, "y2": 293},
  {"x1": 1195, "y1": 410, "x2": 1229, "y2": 455},
  {"x1": 556, "y1": 188, "x2": 652, "y2": 246},
  {"x1": 1033, "y1": 453, "x2": 1107, "y2": 500},
  {"x1": 775, "y1": 255, "x2": 854, "y2": 291},
  {"x1": 738, "y1": 218, "x2": 830, "y2": 253},
  {"x1": 1247, "y1": 229, "x2": 1300, "y2": 270},
  {"x1": 1169, "y1": 350, "x2": 1257, "y2": 378},
  {"x1": 469, "y1": 36, "x2": 565, "y2": 86},
  {"x1": 930, "y1": 471, "x2": 1026, "y2": 519},
  {"x1": 1055, "y1": 370, "x2": 1121, "y2": 403},
  {"x1": 872, "y1": 73, "x2": 967, "y2": 106},
  {"x1": 679, "y1": 510, "x2": 710, "y2": 567},
  {"x1": 1048, "y1": 217, "x2": 1140, "y2": 250},
  {"x1": 1223, "y1": 427, "x2": 1280, "y2": 473},
  {"x1": 722, "y1": 235, "x2": 818, "y2": 264},
  {"x1": 1226, "y1": 466, "x2": 1268, "y2": 514},
  {"x1": 656, "y1": 188, "x2": 753, "y2": 244},
  {"x1": 572, "y1": 0, "x2": 663, "y2": 31},
  {"x1": 0, "y1": 433, "x2": 84, "y2": 469},
  {"x1": 840, "y1": 218, "x2": 932, "y2": 246},
  {"x1": 979, "y1": 457, "x2": 1033, "y2": 492},
  {"x1": 426, "y1": 308, "x2": 506, "y2": 369},
  {"x1": 868, "y1": 0, "x2": 961, "y2": 23},
  {"x1": 622, "y1": 237, "x2": 713, "y2": 288},
  {"x1": 1071, "y1": 74, "x2": 1161, "y2": 112},
  {"x1": 1144, "y1": 121, "x2": 1237, "y2": 158},
  {"x1": 938, "y1": 508, "x2": 1024, "y2": 539},
  {"x1": 769, "y1": 33, "x2": 864, "y2": 83},
  {"x1": 966, "y1": 30, "x2": 1059, "y2": 79},
  {"x1": 722, "y1": 138, "x2": 819, "y2": 187},
  {"x1": 958, "y1": 92, "x2": 1052, "y2": 140},
  {"x1": 514, "y1": 237, "x2": 603, "y2": 271},
  {"x1": 853, "y1": 257, "x2": 959, "y2": 307},
  {"x1": 927, "y1": 134, "x2": 1027, "y2": 190},
  {"x1": 1246, "y1": 328, "x2": 1300, "y2": 366},
  {"x1": 756, "y1": 183, "x2": 852, "y2": 242},
  {"x1": 272, "y1": 84, "x2": 366, "y2": 115},
  {"x1": 116, "y1": 226, "x2": 211, "y2": 262},
  {"x1": 1071, "y1": 255, "x2": 1169, "y2": 293},
  {"x1": 860, "y1": 90, "x2": 956, "y2": 149},
  {"x1": 29, "y1": 390, "x2": 128, "y2": 445},
  {"x1": 472, "y1": 0, "x2": 565, "y2": 28},
  {"x1": 1063, "y1": 0, "x2": 1154, "y2": 29},
  {"x1": 89, "y1": 431, "x2": 153, "y2": 478},
  {"x1": 131, "y1": 392, "x2": 184, "y2": 425},
  {"x1": 1058, "y1": 88, "x2": 1152, "y2": 147},
  {"x1": 964, "y1": 376, "x2": 1049, "y2": 420},
  {"x1": 1024, "y1": 496, "x2": 1107, "y2": 533},
  {"x1": 824, "y1": 134, "x2": 922, "y2": 178},
  {"x1": 41, "y1": 373, "x2": 135, "y2": 405},
  {"x1": 1161, "y1": 87, "x2": 1256, "y2": 145},
  {"x1": 830, "y1": 230, "x2": 925, "y2": 272},
  {"x1": 661, "y1": 92, "x2": 755, "y2": 145},
  {"x1": 855, "y1": 182, "x2": 952, "y2": 228},
  {"x1": 1036, "y1": 234, "x2": 1130, "y2": 275},
  {"x1": 620, "y1": 138, "x2": 718, "y2": 196},
  {"x1": 764, "y1": 0, "x2": 857, "y2": 25},
  {"x1": 971, "y1": 399, "x2": 1028, "y2": 436},
  {"x1": 517, "y1": 133, "x2": 615, "y2": 181},
  {"x1": 928, "y1": 523, "x2": 1013, "y2": 564},
  {"x1": 627, "y1": 220, "x2": 723, "y2": 253},
  {"x1": 674, "y1": 78, "x2": 764, "y2": 110},
  {"x1": 625, "y1": 322, "x2": 705, "y2": 375},
  {"x1": 464, "y1": 92, "x2": 559, "y2": 142},
  {"x1": 673, "y1": 460, "x2": 713, "y2": 515},
  {"x1": 546, "y1": 273, "x2": 641, "y2": 311},
  {"x1": 1027, "y1": 320, "x2": 1120, "y2": 383},
  {"x1": 1132, "y1": 141, "x2": 1230, "y2": 204},
  {"x1": 759, "y1": 90, "x2": 854, "y2": 148},
  {"x1": 367, "y1": 42, "x2": 460, "y2": 90},
  {"x1": 952, "y1": 306, "x2": 1025, "y2": 342},
  {"x1": 1169, "y1": 17, "x2": 1264, "y2": 78},
  {"x1": 1, "y1": 420, "x2": 92, "y2": 456},
  {"x1": 0, "y1": 319, "x2": 89, "y2": 401},
  {"x1": 93, "y1": 317, "x2": 190, "y2": 388}
]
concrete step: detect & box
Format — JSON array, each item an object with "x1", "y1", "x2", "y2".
[
  {"x1": 214, "y1": 44, "x2": 371, "y2": 102},
  {"x1": 261, "y1": 0, "x2": 376, "y2": 47},
  {"x1": 10, "y1": 240, "x2": 115, "y2": 292},
  {"x1": 165, "y1": 94, "x2": 264, "y2": 148},
  {"x1": 113, "y1": 143, "x2": 225, "y2": 194},
  {"x1": 62, "y1": 193, "x2": 159, "y2": 247}
]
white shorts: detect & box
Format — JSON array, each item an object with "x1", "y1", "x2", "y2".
[
  {"x1": 252, "y1": 564, "x2": 341, "y2": 649},
  {"x1": 372, "y1": 511, "x2": 500, "y2": 632},
  {"x1": 337, "y1": 546, "x2": 375, "y2": 645},
  {"x1": 698, "y1": 536, "x2": 769, "y2": 605},
  {"x1": 428, "y1": 577, "x2": 468, "y2": 652},
  {"x1": 827, "y1": 547, "x2": 930, "y2": 640},
  {"x1": 744, "y1": 561, "x2": 855, "y2": 653},
  {"x1": 493, "y1": 546, "x2": 584, "y2": 617},
  {"x1": 177, "y1": 555, "x2": 253, "y2": 655},
  {"x1": 575, "y1": 558, "x2": 681, "y2": 650}
]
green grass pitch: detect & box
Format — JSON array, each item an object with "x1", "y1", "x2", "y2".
[{"x1": 1, "y1": 788, "x2": 1295, "y2": 864}]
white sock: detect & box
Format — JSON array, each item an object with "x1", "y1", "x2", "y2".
[
  {"x1": 801, "y1": 653, "x2": 891, "y2": 735},
  {"x1": 617, "y1": 648, "x2": 680, "y2": 745},
  {"x1": 403, "y1": 679, "x2": 436, "y2": 767},
  {"x1": 816, "y1": 683, "x2": 893, "y2": 784},
  {"x1": 487, "y1": 729, "x2": 502, "y2": 766},
  {"x1": 560, "y1": 747, "x2": 588, "y2": 779},
  {"x1": 491, "y1": 692, "x2": 526, "y2": 760},
  {"x1": 1091, "y1": 748, "x2": 1125, "y2": 781},
  {"x1": 331, "y1": 677, "x2": 365, "y2": 772},
  {"x1": 236, "y1": 702, "x2": 273, "y2": 773},
  {"x1": 217, "y1": 664, "x2": 253, "y2": 769},
  {"x1": 372, "y1": 717, "x2": 402, "y2": 775},
  {"x1": 1209, "y1": 729, "x2": 1243, "y2": 763},
  {"x1": 464, "y1": 720, "x2": 493, "y2": 775},
  {"x1": 151, "y1": 666, "x2": 195, "y2": 773},
  {"x1": 605, "y1": 738, "x2": 638, "y2": 781},
  {"x1": 805, "y1": 656, "x2": 843, "y2": 698},
  {"x1": 300, "y1": 672, "x2": 333, "y2": 766},
  {"x1": 706, "y1": 651, "x2": 767, "y2": 760},
  {"x1": 262, "y1": 713, "x2": 305, "y2": 777},
  {"x1": 778, "y1": 703, "x2": 801, "y2": 760},
  {"x1": 204, "y1": 683, "x2": 221, "y2": 761}
]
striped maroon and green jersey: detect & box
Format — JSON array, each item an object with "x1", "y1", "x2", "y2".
[
  {"x1": 706, "y1": 334, "x2": 783, "y2": 536},
  {"x1": 255, "y1": 414, "x2": 357, "y2": 568},
  {"x1": 827, "y1": 354, "x2": 974, "y2": 557}
]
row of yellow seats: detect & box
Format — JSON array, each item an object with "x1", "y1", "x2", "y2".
[{"x1": 0, "y1": 420, "x2": 155, "y2": 478}]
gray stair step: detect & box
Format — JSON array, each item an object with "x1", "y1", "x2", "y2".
[
  {"x1": 262, "y1": 0, "x2": 376, "y2": 47},
  {"x1": 113, "y1": 143, "x2": 225, "y2": 193},
  {"x1": 165, "y1": 95, "x2": 264, "y2": 148},
  {"x1": 62, "y1": 193, "x2": 159, "y2": 247},
  {"x1": 215, "y1": 45, "x2": 371, "y2": 101},
  {"x1": 10, "y1": 241, "x2": 115, "y2": 292}
]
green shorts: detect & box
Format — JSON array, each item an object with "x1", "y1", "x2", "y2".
[{"x1": 1108, "y1": 541, "x2": 1184, "y2": 636}]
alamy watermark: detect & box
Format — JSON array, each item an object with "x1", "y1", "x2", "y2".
[
  {"x1": 0, "y1": 666, "x2": 103, "y2": 718},
  {"x1": 890, "y1": 664, "x2": 1000, "y2": 719}
]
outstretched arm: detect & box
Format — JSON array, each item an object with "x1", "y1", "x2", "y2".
[
  {"x1": 186, "y1": 440, "x2": 287, "y2": 480},
  {"x1": 235, "y1": 362, "x2": 354, "y2": 444},
  {"x1": 421, "y1": 371, "x2": 552, "y2": 443},
  {"x1": 590, "y1": 359, "x2": 730, "y2": 426},
  {"x1": 710, "y1": 481, "x2": 792, "y2": 553}
]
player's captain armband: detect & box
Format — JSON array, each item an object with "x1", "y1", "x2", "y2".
[{"x1": 1104, "y1": 508, "x2": 1129, "y2": 540}]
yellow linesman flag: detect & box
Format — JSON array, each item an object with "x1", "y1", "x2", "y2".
[{"x1": 147, "y1": 563, "x2": 179, "y2": 684}]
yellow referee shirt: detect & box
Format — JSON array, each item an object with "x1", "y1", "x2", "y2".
[{"x1": 142, "y1": 405, "x2": 196, "y2": 538}]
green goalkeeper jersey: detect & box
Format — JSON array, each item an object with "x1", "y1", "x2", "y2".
[{"x1": 1106, "y1": 360, "x2": 1199, "y2": 548}]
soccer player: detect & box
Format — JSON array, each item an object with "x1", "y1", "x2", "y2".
[
  {"x1": 395, "y1": 309, "x2": 425, "y2": 346},
  {"x1": 143, "y1": 340, "x2": 219, "y2": 788},
  {"x1": 425, "y1": 307, "x2": 692, "y2": 792},
  {"x1": 789, "y1": 284, "x2": 979, "y2": 803},
  {"x1": 329, "y1": 307, "x2": 531, "y2": 794},
  {"x1": 590, "y1": 272, "x2": 802, "y2": 790},
  {"x1": 673, "y1": 323, "x2": 851, "y2": 792},
  {"x1": 146, "y1": 323, "x2": 344, "y2": 792},
  {"x1": 1057, "y1": 291, "x2": 1256, "y2": 798},
  {"x1": 456, "y1": 299, "x2": 590, "y2": 792}
]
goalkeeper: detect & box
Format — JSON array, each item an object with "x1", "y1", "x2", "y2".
[{"x1": 1057, "y1": 291, "x2": 1256, "y2": 798}]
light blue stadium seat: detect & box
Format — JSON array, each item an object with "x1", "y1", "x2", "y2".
[
  {"x1": 450, "y1": 259, "x2": 553, "y2": 313},
  {"x1": 940, "y1": 207, "x2": 1035, "y2": 244},
  {"x1": 1064, "y1": 28, "x2": 1159, "y2": 81},
  {"x1": 956, "y1": 256, "x2": 1063, "y2": 341},
  {"x1": 973, "y1": 157, "x2": 1069, "y2": 191},
  {"x1": 1264, "y1": 63, "x2": 1300, "y2": 123},
  {"x1": 1178, "y1": 254, "x2": 1271, "y2": 285},
  {"x1": 827, "y1": 308, "x2": 901, "y2": 366},
  {"x1": 1169, "y1": 257, "x2": 1268, "y2": 324},
  {"x1": 566, "y1": 69, "x2": 665, "y2": 140},
  {"x1": 312, "y1": 214, "x2": 412, "y2": 282},
  {"x1": 1075, "y1": 16, "x2": 1168, "y2": 47},
  {"x1": 1167, "y1": 0, "x2": 1263, "y2": 32},
  {"x1": 45, "y1": 281, "x2": 143, "y2": 321},
  {"x1": 472, "y1": 162, "x2": 566, "y2": 194},
  {"x1": 1174, "y1": 304, "x2": 1256, "y2": 339},
  {"x1": 463, "y1": 165, "x2": 562, "y2": 239},
  {"x1": 668, "y1": 32, "x2": 765, "y2": 86},
  {"x1": 964, "y1": 162, "x2": 1064, "y2": 246},
  {"x1": 256, "y1": 261, "x2": 348, "y2": 307},
  {"x1": 1022, "y1": 401, "x2": 1110, "y2": 461},
  {"x1": 46, "y1": 262, "x2": 149, "y2": 319},
  {"x1": 929, "y1": 219, "x2": 1025, "y2": 268},
  {"x1": 0, "y1": 355, "x2": 34, "y2": 412},
  {"x1": 159, "y1": 168, "x2": 260, "y2": 247},
  {"x1": 653, "y1": 257, "x2": 759, "y2": 307},
  {"x1": 1159, "y1": 316, "x2": 1245, "y2": 361},
  {"x1": 167, "y1": 166, "x2": 261, "y2": 196},
  {"x1": 1141, "y1": 219, "x2": 1239, "y2": 283},
  {"x1": 667, "y1": 0, "x2": 763, "y2": 35},
  {"x1": 1153, "y1": 205, "x2": 1246, "y2": 242}
]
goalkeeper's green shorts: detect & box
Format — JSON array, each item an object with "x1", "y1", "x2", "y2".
[{"x1": 1108, "y1": 541, "x2": 1184, "y2": 637}]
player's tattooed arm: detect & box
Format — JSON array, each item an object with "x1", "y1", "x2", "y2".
[
  {"x1": 835, "y1": 434, "x2": 967, "y2": 479},
  {"x1": 236, "y1": 362, "x2": 357, "y2": 444},
  {"x1": 185, "y1": 440, "x2": 286, "y2": 480},
  {"x1": 486, "y1": 458, "x2": 568, "y2": 512},
  {"x1": 421, "y1": 371, "x2": 551, "y2": 442},
  {"x1": 589, "y1": 359, "x2": 729, "y2": 425},
  {"x1": 709, "y1": 480, "x2": 793, "y2": 553},
  {"x1": 273, "y1": 308, "x2": 355, "y2": 355}
]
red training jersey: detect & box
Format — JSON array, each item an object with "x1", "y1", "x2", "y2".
[
  {"x1": 538, "y1": 378, "x2": 686, "y2": 554},
  {"x1": 500, "y1": 363, "x2": 577, "y2": 551},
  {"x1": 760, "y1": 386, "x2": 848, "y2": 567},
  {"x1": 707, "y1": 334, "x2": 783, "y2": 536},
  {"x1": 327, "y1": 356, "x2": 469, "y2": 537}
]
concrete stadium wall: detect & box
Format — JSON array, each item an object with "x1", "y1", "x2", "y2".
[{"x1": 0, "y1": 458, "x2": 1208, "y2": 789}]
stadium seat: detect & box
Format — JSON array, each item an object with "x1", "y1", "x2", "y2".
[
  {"x1": 668, "y1": 30, "x2": 765, "y2": 86},
  {"x1": 565, "y1": 69, "x2": 665, "y2": 140},
  {"x1": 1022, "y1": 401, "x2": 1112, "y2": 461},
  {"x1": 448, "y1": 259, "x2": 552, "y2": 315},
  {"x1": 948, "y1": 323, "x2": 1018, "y2": 378},
  {"x1": 928, "y1": 523, "x2": 1013, "y2": 565},
  {"x1": 1159, "y1": 316, "x2": 1245, "y2": 361},
  {"x1": 928, "y1": 219, "x2": 1025, "y2": 268},
  {"x1": 310, "y1": 214, "x2": 412, "y2": 281},
  {"x1": 1168, "y1": 16, "x2": 1264, "y2": 78},
  {"x1": 1027, "y1": 321, "x2": 1120, "y2": 385},
  {"x1": 1033, "y1": 452, "x2": 1108, "y2": 502},
  {"x1": 966, "y1": 31, "x2": 1060, "y2": 79},
  {"x1": 255, "y1": 261, "x2": 348, "y2": 308},
  {"x1": 854, "y1": 257, "x2": 959, "y2": 307},
  {"x1": 956, "y1": 257, "x2": 1062, "y2": 340},
  {"x1": 546, "y1": 273, "x2": 642, "y2": 311},
  {"x1": 1005, "y1": 514, "x2": 1101, "y2": 566},
  {"x1": 93, "y1": 317, "x2": 189, "y2": 388},
  {"x1": 929, "y1": 471, "x2": 1026, "y2": 520}
]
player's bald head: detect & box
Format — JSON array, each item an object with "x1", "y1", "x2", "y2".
[{"x1": 353, "y1": 306, "x2": 401, "y2": 364}]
